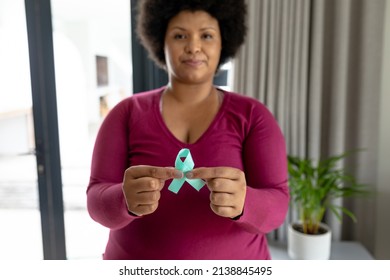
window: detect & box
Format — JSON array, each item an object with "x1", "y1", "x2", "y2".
[
  {"x1": 0, "y1": 0, "x2": 42, "y2": 260},
  {"x1": 51, "y1": 0, "x2": 132, "y2": 259}
]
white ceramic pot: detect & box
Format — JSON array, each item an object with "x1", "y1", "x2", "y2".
[{"x1": 287, "y1": 222, "x2": 332, "y2": 260}]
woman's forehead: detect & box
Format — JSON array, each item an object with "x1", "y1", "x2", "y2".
[{"x1": 167, "y1": 10, "x2": 219, "y2": 30}]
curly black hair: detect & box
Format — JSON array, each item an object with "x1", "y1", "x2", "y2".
[{"x1": 136, "y1": 0, "x2": 247, "y2": 69}]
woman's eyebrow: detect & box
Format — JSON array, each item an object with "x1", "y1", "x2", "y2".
[
  {"x1": 169, "y1": 26, "x2": 186, "y2": 31},
  {"x1": 168, "y1": 26, "x2": 218, "y2": 31}
]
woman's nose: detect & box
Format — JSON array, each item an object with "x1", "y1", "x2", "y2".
[{"x1": 185, "y1": 37, "x2": 201, "y2": 54}]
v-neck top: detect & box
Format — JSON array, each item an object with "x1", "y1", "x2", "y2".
[
  {"x1": 87, "y1": 86, "x2": 289, "y2": 260},
  {"x1": 156, "y1": 89, "x2": 226, "y2": 147}
]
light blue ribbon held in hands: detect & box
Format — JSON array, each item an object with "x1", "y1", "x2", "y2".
[{"x1": 168, "y1": 148, "x2": 205, "y2": 194}]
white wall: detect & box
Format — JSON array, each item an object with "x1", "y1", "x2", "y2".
[
  {"x1": 0, "y1": 0, "x2": 31, "y2": 113},
  {"x1": 51, "y1": 0, "x2": 132, "y2": 124},
  {"x1": 375, "y1": 0, "x2": 390, "y2": 260},
  {"x1": 50, "y1": 0, "x2": 132, "y2": 167},
  {"x1": 0, "y1": 111, "x2": 33, "y2": 155},
  {"x1": 0, "y1": 0, "x2": 132, "y2": 163},
  {"x1": 0, "y1": 0, "x2": 33, "y2": 156}
]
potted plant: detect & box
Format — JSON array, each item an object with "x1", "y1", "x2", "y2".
[{"x1": 287, "y1": 151, "x2": 368, "y2": 259}]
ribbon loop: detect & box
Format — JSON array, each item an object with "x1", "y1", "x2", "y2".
[{"x1": 168, "y1": 148, "x2": 205, "y2": 194}]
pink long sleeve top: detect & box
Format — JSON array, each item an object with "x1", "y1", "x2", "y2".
[{"x1": 87, "y1": 87, "x2": 289, "y2": 260}]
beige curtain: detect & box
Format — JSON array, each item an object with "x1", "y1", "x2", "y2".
[{"x1": 233, "y1": 0, "x2": 387, "y2": 257}]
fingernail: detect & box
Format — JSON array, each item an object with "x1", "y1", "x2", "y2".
[
  {"x1": 173, "y1": 170, "x2": 183, "y2": 178},
  {"x1": 186, "y1": 172, "x2": 193, "y2": 179}
]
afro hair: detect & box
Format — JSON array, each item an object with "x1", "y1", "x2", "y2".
[{"x1": 136, "y1": 0, "x2": 247, "y2": 69}]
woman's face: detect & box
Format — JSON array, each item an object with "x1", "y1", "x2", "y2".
[{"x1": 164, "y1": 10, "x2": 222, "y2": 85}]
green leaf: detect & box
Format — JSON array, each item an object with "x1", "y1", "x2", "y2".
[{"x1": 287, "y1": 149, "x2": 370, "y2": 232}]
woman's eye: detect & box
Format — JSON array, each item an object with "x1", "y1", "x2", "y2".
[
  {"x1": 202, "y1": 33, "x2": 213, "y2": 40},
  {"x1": 174, "y1": 34, "x2": 186, "y2": 39}
]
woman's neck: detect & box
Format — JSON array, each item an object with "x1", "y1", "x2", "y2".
[{"x1": 164, "y1": 81, "x2": 216, "y2": 105}]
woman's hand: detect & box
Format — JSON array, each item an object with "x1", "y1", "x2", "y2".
[
  {"x1": 122, "y1": 166, "x2": 183, "y2": 216},
  {"x1": 187, "y1": 167, "x2": 247, "y2": 219}
]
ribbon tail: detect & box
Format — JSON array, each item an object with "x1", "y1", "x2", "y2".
[
  {"x1": 186, "y1": 178, "x2": 206, "y2": 192},
  {"x1": 168, "y1": 178, "x2": 185, "y2": 194}
]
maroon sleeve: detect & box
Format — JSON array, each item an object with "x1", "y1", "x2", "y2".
[
  {"x1": 235, "y1": 102, "x2": 289, "y2": 234},
  {"x1": 86, "y1": 100, "x2": 140, "y2": 230}
]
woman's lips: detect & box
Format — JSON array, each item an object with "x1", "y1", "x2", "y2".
[{"x1": 183, "y1": 59, "x2": 204, "y2": 67}]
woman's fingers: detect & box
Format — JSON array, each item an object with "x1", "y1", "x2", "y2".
[
  {"x1": 189, "y1": 167, "x2": 247, "y2": 218},
  {"x1": 122, "y1": 166, "x2": 183, "y2": 216}
]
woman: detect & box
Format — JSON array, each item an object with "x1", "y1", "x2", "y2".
[{"x1": 87, "y1": 0, "x2": 289, "y2": 260}]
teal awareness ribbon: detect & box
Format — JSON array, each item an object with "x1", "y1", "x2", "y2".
[{"x1": 168, "y1": 148, "x2": 205, "y2": 194}]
